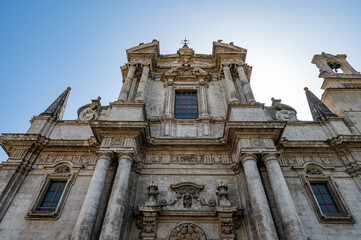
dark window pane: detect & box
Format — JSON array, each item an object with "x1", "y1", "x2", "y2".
[
  {"x1": 58, "y1": 182, "x2": 66, "y2": 191},
  {"x1": 328, "y1": 205, "x2": 339, "y2": 213},
  {"x1": 37, "y1": 181, "x2": 66, "y2": 211},
  {"x1": 318, "y1": 184, "x2": 327, "y2": 193},
  {"x1": 54, "y1": 192, "x2": 62, "y2": 202},
  {"x1": 323, "y1": 194, "x2": 334, "y2": 204},
  {"x1": 43, "y1": 192, "x2": 54, "y2": 202},
  {"x1": 49, "y1": 182, "x2": 59, "y2": 191},
  {"x1": 311, "y1": 184, "x2": 319, "y2": 193},
  {"x1": 320, "y1": 205, "x2": 328, "y2": 214},
  {"x1": 315, "y1": 194, "x2": 324, "y2": 204},
  {"x1": 40, "y1": 202, "x2": 50, "y2": 208}
]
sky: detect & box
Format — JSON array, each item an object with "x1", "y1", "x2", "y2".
[{"x1": 1, "y1": 0, "x2": 361, "y2": 161}]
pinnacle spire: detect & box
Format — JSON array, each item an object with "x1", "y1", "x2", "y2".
[
  {"x1": 39, "y1": 87, "x2": 71, "y2": 120},
  {"x1": 304, "y1": 87, "x2": 337, "y2": 122}
]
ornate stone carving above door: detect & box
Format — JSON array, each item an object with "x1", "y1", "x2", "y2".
[
  {"x1": 168, "y1": 223, "x2": 207, "y2": 240},
  {"x1": 159, "y1": 182, "x2": 216, "y2": 210}
]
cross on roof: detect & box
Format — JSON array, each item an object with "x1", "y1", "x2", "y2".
[{"x1": 181, "y1": 38, "x2": 190, "y2": 47}]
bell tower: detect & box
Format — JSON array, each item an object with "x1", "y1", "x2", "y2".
[{"x1": 312, "y1": 52, "x2": 361, "y2": 133}]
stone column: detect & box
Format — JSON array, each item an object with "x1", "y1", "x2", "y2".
[
  {"x1": 241, "y1": 154, "x2": 278, "y2": 240},
  {"x1": 198, "y1": 78, "x2": 209, "y2": 118},
  {"x1": 72, "y1": 151, "x2": 113, "y2": 240},
  {"x1": 263, "y1": 153, "x2": 307, "y2": 240},
  {"x1": 223, "y1": 65, "x2": 239, "y2": 104},
  {"x1": 164, "y1": 78, "x2": 174, "y2": 118},
  {"x1": 118, "y1": 64, "x2": 136, "y2": 102},
  {"x1": 99, "y1": 153, "x2": 134, "y2": 240},
  {"x1": 135, "y1": 64, "x2": 150, "y2": 102},
  {"x1": 237, "y1": 66, "x2": 255, "y2": 103}
]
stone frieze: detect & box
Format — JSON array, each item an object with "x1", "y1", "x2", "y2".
[
  {"x1": 279, "y1": 155, "x2": 342, "y2": 167},
  {"x1": 144, "y1": 154, "x2": 231, "y2": 165}
]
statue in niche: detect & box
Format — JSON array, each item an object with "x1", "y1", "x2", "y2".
[{"x1": 183, "y1": 191, "x2": 193, "y2": 208}]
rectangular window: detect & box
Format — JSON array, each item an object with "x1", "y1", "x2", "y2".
[
  {"x1": 311, "y1": 183, "x2": 339, "y2": 214},
  {"x1": 38, "y1": 181, "x2": 66, "y2": 211},
  {"x1": 174, "y1": 91, "x2": 198, "y2": 119}
]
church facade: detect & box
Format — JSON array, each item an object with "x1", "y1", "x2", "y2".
[{"x1": 0, "y1": 40, "x2": 361, "y2": 240}]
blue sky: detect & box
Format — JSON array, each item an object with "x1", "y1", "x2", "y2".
[{"x1": 1, "y1": 0, "x2": 361, "y2": 161}]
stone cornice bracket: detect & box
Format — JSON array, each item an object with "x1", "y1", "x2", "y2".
[{"x1": 163, "y1": 78, "x2": 174, "y2": 88}]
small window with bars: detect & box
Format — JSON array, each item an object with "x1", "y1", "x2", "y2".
[
  {"x1": 174, "y1": 91, "x2": 198, "y2": 119},
  {"x1": 311, "y1": 183, "x2": 339, "y2": 214},
  {"x1": 38, "y1": 181, "x2": 66, "y2": 211}
]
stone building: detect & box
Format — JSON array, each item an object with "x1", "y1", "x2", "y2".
[{"x1": 0, "y1": 40, "x2": 361, "y2": 240}]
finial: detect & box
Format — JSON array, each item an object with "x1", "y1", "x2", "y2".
[
  {"x1": 304, "y1": 87, "x2": 309, "y2": 91},
  {"x1": 181, "y1": 37, "x2": 190, "y2": 48},
  {"x1": 67, "y1": 87, "x2": 71, "y2": 91}
]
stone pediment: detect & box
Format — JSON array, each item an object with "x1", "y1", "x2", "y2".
[
  {"x1": 213, "y1": 41, "x2": 247, "y2": 54},
  {"x1": 126, "y1": 40, "x2": 160, "y2": 62}
]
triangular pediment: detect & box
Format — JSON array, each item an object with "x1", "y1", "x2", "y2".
[
  {"x1": 213, "y1": 41, "x2": 247, "y2": 54},
  {"x1": 126, "y1": 40, "x2": 159, "y2": 55}
]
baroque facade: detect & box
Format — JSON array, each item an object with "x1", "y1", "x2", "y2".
[{"x1": 0, "y1": 40, "x2": 361, "y2": 240}]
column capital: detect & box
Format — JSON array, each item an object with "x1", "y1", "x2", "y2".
[
  {"x1": 128, "y1": 62, "x2": 138, "y2": 67},
  {"x1": 262, "y1": 152, "x2": 280, "y2": 165},
  {"x1": 221, "y1": 63, "x2": 231, "y2": 68},
  {"x1": 116, "y1": 151, "x2": 134, "y2": 163},
  {"x1": 96, "y1": 151, "x2": 114, "y2": 163},
  {"x1": 240, "y1": 153, "x2": 257, "y2": 164}
]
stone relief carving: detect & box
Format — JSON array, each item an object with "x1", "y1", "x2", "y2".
[
  {"x1": 54, "y1": 165, "x2": 70, "y2": 174},
  {"x1": 306, "y1": 167, "x2": 323, "y2": 175},
  {"x1": 216, "y1": 182, "x2": 231, "y2": 207},
  {"x1": 144, "y1": 154, "x2": 231, "y2": 165},
  {"x1": 169, "y1": 223, "x2": 207, "y2": 240},
  {"x1": 136, "y1": 215, "x2": 157, "y2": 238},
  {"x1": 77, "y1": 97, "x2": 109, "y2": 121},
  {"x1": 101, "y1": 138, "x2": 136, "y2": 148},
  {"x1": 279, "y1": 155, "x2": 341, "y2": 167},
  {"x1": 160, "y1": 182, "x2": 215, "y2": 210},
  {"x1": 37, "y1": 154, "x2": 97, "y2": 165},
  {"x1": 264, "y1": 98, "x2": 298, "y2": 122}
]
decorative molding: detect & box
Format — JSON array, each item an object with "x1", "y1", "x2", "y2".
[
  {"x1": 36, "y1": 154, "x2": 97, "y2": 165},
  {"x1": 279, "y1": 155, "x2": 342, "y2": 167},
  {"x1": 144, "y1": 154, "x2": 231, "y2": 165},
  {"x1": 306, "y1": 167, "x2": 323, "y2": 175},
  {"x1": 159, "y1": 182, "x2": 215, "y2": 210}
]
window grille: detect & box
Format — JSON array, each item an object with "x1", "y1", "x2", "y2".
[
  {"x1": 38, "y1": 181, "x2": 66, "y2": 211},
  {"x1": 174, "y1": 91, "x2": 198, "y2": 119},
  {"x1": 311, "y1": 183, "x2": 339, "y2": 214}
]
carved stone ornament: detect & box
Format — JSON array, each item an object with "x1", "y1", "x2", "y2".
[
  {"x1": 77, "y1": 97, "x2": 104, "y2": 121},
  {"x1": 159, "y1": 182, "x2": 215, "y2": 209},
  {"x1": 169, "y1": 223, "x2": 207, "y2": 240},
  {"x1": 306, "y1": 167, "x2": 323, "y2": 175},
  {"x1": 216, "y1": 182, "x2": 231, "y2": 207},
  {"x1": 146, "y1": 182, "x2": 159, "y2": 206},
  {"x1": 266, "y1": 98, "x2": 298, "y2": 122},
  {"x1": 54, "y1": 165, "x2": 70, "y2": 174}
]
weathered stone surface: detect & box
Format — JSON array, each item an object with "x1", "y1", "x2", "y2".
[{"x1": 0, "y1": 41, "x2": 361, "y2": 240}]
